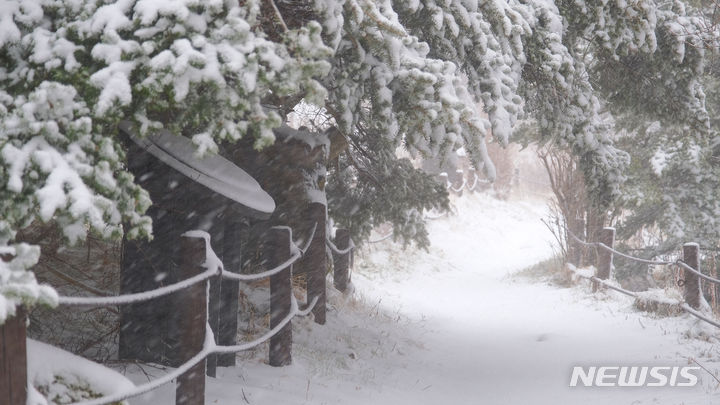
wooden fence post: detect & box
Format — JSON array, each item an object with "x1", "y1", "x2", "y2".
[
  {"x1": 0, "y1": 307, "x2": 27, "y2": 405},
  {"x1": 453, "y1": 169, "x2": 463, "y2": 196},
  {"x1": 593, "y1": 227, "x2": 615, "y2": 292},
  {"x1": 303, "y1": 203, "x2": 326, "y2": 324},
  {"x1": 468, "y1": 168, "x2": 475, "y2": 192},
  {"x1": 439, "y1": 173, "x2": 449, "y2": 189},
  {"x1": 206, "y1": 275, "x2": 219, "y2": 378},
  {"x1": 217, "y1": 218, "x2": 246, "y2": 367},
  {"x1": 269, "y1": 227, "x2": 293, "y2": 367},
  {"x1": 683, "y1": 243, "x2": 701, "y2": 310},
  {"x1": 176, "y1": 235, "x2": 208, "y2": 405},
  {"x1": 334, "y1": 229, "x2": 351, "y2": 292}
]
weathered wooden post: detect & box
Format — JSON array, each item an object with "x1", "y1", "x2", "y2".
[
  {"x1": 176, "y1": 235, "x2": 208, "y2": 405},
  {"x1": 468, "y1": 168, "x2": 477, "y2": 193},
  {"x1": 302, "y1": 203, "x2": 327, "y2": 324},
  {"x1": 334, "y1": 229, "x2": 351, "y2": 292},
  {"x1": 350, "y1": 247, "x2": 354, "y2": 272},
  {"x1": 453, "y1": 169, "x2": 464, "y2": 196},
  {"x1": 217, "y1": 217, "x2": 246, "y2": 367},
  {"x1": 683, "y1": 243, "x2": 702, "y2": 309},
  {"x1": 0, "y1": 307, "x2": 27, "y2": 405},
  {"x1": 269, "y1": 227, "x2": 293, "y2": 367},
  {"x1": 439, "y1": 172, "x2": 449, "y2": 189},
  {"x1": 206, "y1": 263, "x2": 220, "y2": 378},
  {"x1": 593, "y1": 227, "x2": 615, "y2": 292}
]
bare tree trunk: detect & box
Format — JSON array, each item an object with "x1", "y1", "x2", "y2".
[{"x1": 538, "y1": 148, "x2": 602, "y2": 267}]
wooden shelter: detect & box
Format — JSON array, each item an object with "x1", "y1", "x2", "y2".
[{"x1": 117, "y1": 122, "x2": 275, "y2": 368}]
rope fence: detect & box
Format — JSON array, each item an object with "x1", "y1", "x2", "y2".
[
  {"x1": 219, "y1": 251, "x2": 301, "y2": 282},
  {"x1": 296, "y1": 222, "x2": 318, "y2": 255},
  {"x1": 441, "y1": 171, "x2": 491, "y2": 194},
  {"x1": 449, "y1": 177, "x2": 467, "y2": 193},
  {"x1": 1, "y1": 217, "x2": 354, "y2": 405},
  {"x1": 327, "y1": 237, "x2": 355, "y2": 255},
  {"x1": 424, "y1": 210, "x2": 448, "y2": 220},
  {"x1": 676, "y1": 259, "x2": 720, "y2": 285},
  {"x1": 566, "y1": 229, "x2": 673, "y2": 266},
  {"x1": 368, "y1": 231, "x2": 394, "y2": 244},
  {"x1": 566, "y1": 226, "x2": 720, "y2": 331},
  {"x1": 75, "y1": 295, "x2": 320, "y2": 405},
  {"x1": 566, "y1": 228, "x2": 720, "y2": 286},
  {"x1": 57, "y1": 266, "x2": 220, "y2": 307},
  {"x1": 681, "y1": 303, "x2": 720, "y2": 329},
  {"x1": 441, "y1": 167, "x2": 555, "y2": 196},
  {"x1": 466, "y1": 172, "x2": 479, "y2": 192},
  {"x1": 568, "y1": 268, "x2": 639, "y2": 298}
]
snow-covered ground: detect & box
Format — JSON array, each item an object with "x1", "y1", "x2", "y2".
[{"x1": 121, "y1": 193, "x2": 720, "y2": 405}]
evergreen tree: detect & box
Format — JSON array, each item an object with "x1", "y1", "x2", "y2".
[
  {"x1": 524, "y1": 1, "x2": 720, "y2": 271},
  {"x1": 0, "y1": 0, "x2": 330, "y2": 321},
  {"x1": 597, "y1": 1, "x2": 720, "y2": 263}
]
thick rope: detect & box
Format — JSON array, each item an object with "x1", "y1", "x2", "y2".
[
  {"x1": 449, "y1": 177, "x2": 466, "y2": 193},
  {"x1": 676, "y1": 260, "x2": 720, "y2": 285},
  {"x1": 58, "y1": 267, "x2": 219, "y2": 307},
  {"x1": 466, "y1": 173, "x2": 479, "y2": 191},
  {"x1": 70, "y1": 295, "x2": 314, "y2": 405},
  {"x1": 295, "y1": 222, "x2": 317, "y2": 256},
  {"x1": 220, "y1": 251, "x2": 301, "y2": 282},
  {"x1": 567, "y1": 227, "x2": 720, "y2": 285},
  {"x1": 566, "y1": 228, "x2": 673, "y2": 266},
  {"x1": 424, "y1": 210, "x2": 448, "y2": 220},
  {"x1": 681, "y1": 303, "x2": 720, "y2": 329},
  {"x1": 327, "y1": 238, "x2": 354, "y2": 255},
  {"x1": 369, "y1": 231, "x2": 394, "y2": 243},
  {"x1": 570, "y1": 266, "x2": 720, "y2": 330}
]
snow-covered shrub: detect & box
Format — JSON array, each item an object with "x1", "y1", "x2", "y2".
[
  {"x1": 28, "y1": 339, "x2": 132, "y2": 405},
  {"x1": 634, "y1": 289, "x2": 684, "y2": 317}
]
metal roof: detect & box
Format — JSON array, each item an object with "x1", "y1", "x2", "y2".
[{"x1": 119, "y1": 121, "x2": 275, "y2": 219}]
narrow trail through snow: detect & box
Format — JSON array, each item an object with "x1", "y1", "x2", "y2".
[
  {"x1": 351, "y1": 195, "x2": 720, "y2": 405},
  {"x1": 129, "y1": 194, "x2": 720, "y2": 405}
]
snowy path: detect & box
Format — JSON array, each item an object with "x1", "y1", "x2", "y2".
[{"x1": 128, "y1": 195, "x2": 720, "y2": 405}]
